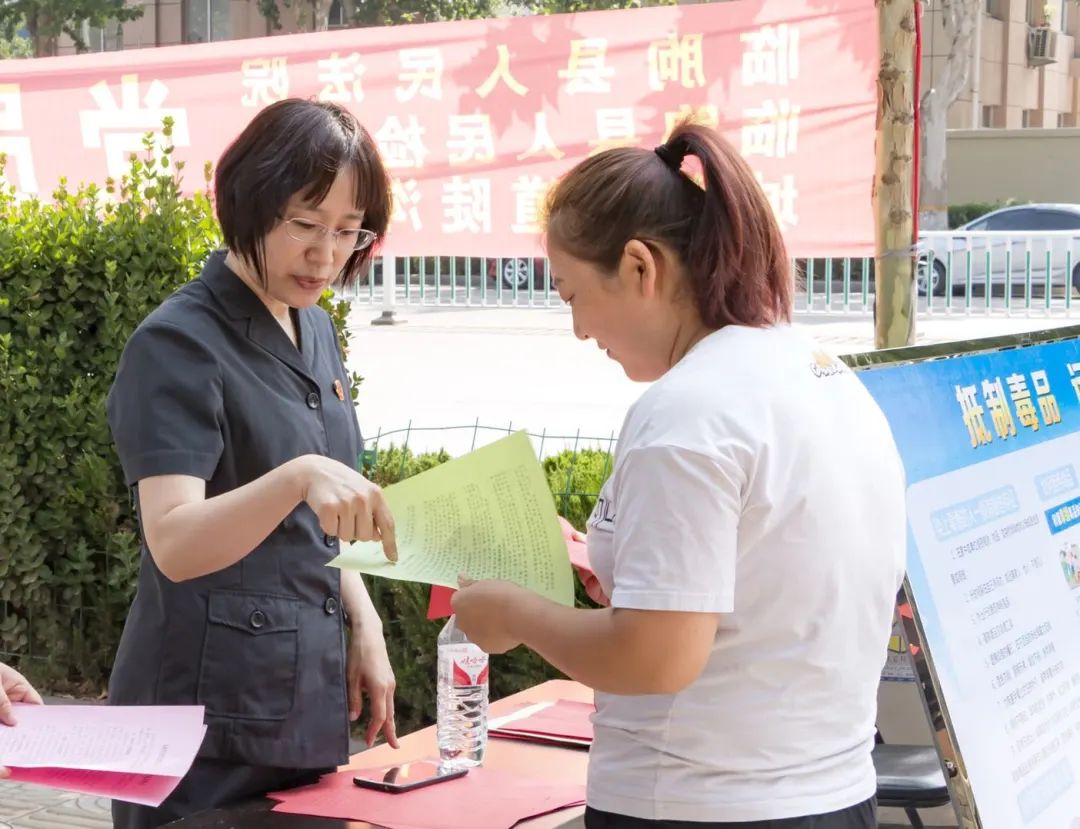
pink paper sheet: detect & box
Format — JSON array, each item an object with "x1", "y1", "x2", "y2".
[
  {"x1": 0, "y1": 704, "x2": 206, "y2": 806},
  {"x1": 491, "y1": 700, "x2": 595, "y2": 743},
  {"x1": 268, "y1": 764, "x2": 585, "y2": 829},
  {"x1": 5, "y1": 766, "x2": 185, "y2": 807}
]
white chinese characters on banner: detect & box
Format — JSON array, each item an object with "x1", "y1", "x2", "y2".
[
  {"x1": 476, "y1": 45, "x2": 528, "y2": 98},
  {"x1": 376, "y1": 116, "x2": 429, "y2": 170},
  {"x1": 0, "y1": 83, "x2": 38, "y2": 196},
  {"x1": 517, "y1": 112, "x2": 565, "y2": 161},
  {"x1": 663, "y1": 104, "x2": 719, "y2": 139},
  {"x1": 742, "y1": 99, "x2": 800, "y2": 159},
  {"x1": 739, "y1": 24, "x2": 801, "y2": 232},
  {"x1": 558, "y1": 39, "x2": 615, "y2": 95},
  {"x1": 739, "y1": 23, "x2": 800, "y2": 87},
  {"x1": 240, "y1": 58, "x2": 289, "y2": 107},
  {"x1": 442, "y1": 176, "x2": 491, "y2": 234},
  {"x1": 317, "y1": 52, "x2": 366, "y2": 105},
  {"x1": 391, "y1": 178, "x2": 423, "y2": 232},
  {"x1": 397, "y1": 49, "x2": 443, "y2": 103},
  {"x1": 647, "y1": 34, "x2": 705, "y2": 92},
  {"x1": 79, "y1": 75, "x2": 191, "y2": 181},
  {"x1": 511, "y1": 175, "x2": 551, "y2": 235},
  {"x1": 591, "y1": 108, "x2": 640, "y2": 153},
  {"x1": 755, "y1": 173, "x2": 799, "y2": 231},
  {"x1": 447, "y1": 115, "x2": 496, "y2": 165}
]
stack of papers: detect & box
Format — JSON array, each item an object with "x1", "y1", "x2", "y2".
[
  {"x1": 0, "y1": 704, "x2": 206, "y2": 806},
  {"x1": 268, "y1": 764, "x2": 585, "y2": 829},
  {"x1": 490, "y1": 700, "x2": 595, "y2": 748}
]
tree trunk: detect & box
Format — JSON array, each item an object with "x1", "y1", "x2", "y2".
[
  {"x1": 311, "y1": 0, "x2": 332, "y2": 31},
  {"x1": 919, "y1": 90, "x2": 949, "y2": 231},
  {"x1": 918, "y1": 0, "x2": 979, "y2": 231},
  {"x1": 873, "y1": 0, "x2": 918, "y2": 349},
  {"x1": 28, "y1": 11, "x2": 59, "y2": 57}
]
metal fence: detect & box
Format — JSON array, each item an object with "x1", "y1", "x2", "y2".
[
  {"x1": 339, "y1": 233, "x2": 1080, "y2": 317},
  {"x1": 361, "y1": 420, "x2": 618, "y2": 466},
  {"x1": 917, "y1": 229, "x2": 1078, "y2": 315}
]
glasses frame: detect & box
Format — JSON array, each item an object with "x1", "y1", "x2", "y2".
[{"x1": 283, "y1": 217, "x2": 377, "y2": 252}]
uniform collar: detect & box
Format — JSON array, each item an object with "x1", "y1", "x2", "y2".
[
  {"x1": 200, "y1": 249, "x2": 318, "y2": 383},
  {"x1": 200, "y1": 249, "x2": 272, "y2": 321}
]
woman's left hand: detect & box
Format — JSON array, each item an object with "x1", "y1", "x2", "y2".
[
  {"x1": 346, "y1": 627, "x2": 399, "y2": 749},
  {"x1": 451, "y1": 577, "x2": 526, "y2": 654}
]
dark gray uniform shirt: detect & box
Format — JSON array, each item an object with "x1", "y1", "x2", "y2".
[{"x1": 106, "y1": 251, "x2": 361, "y2": 769}]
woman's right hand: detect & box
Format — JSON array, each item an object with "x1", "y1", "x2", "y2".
[{"x1": 294, "y1": 456, "x2": 397, "y2": 561}]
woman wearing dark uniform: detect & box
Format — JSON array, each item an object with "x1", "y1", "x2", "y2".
[{"x1": 105, "y1": 99, "x2": 399, "y2": 829}]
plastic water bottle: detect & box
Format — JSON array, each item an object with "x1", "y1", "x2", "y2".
[{"x1": 436, "y1": 615, "x2": 489, "y2": 768}]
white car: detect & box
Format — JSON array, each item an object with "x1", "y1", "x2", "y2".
[{"x1": 917, "y1": 203, "x2": 1080, "y2": 296}]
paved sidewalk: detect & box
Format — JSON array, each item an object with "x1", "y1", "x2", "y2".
[
  {"x1": 345, "y1": 303, "x2": 1079, "y2": 455},
  {"x1": 0, "y1": 785, "x2": 111, "y2": 829}
]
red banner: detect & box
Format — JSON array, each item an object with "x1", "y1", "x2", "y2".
[{"x1": 1, "y1": 0, "x2": 877, "y2": 257}]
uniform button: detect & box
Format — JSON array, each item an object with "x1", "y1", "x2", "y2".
[
  {"x1": 324, "y1": 534, "x2": 337, "y2": 547},
  {"x1": 306, "y1": 392, "x2": 321, "y2": 410},
  {"x1": 324, "y1": 596, "x2": 339, "y2": 615},
  {"x1": 249, "y1": 609, "x2": 266, "y2": 630}
]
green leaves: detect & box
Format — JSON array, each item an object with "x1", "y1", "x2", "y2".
[
  {"x1": 0, "y1": 129, "x2": 219, "y2": 691},
  {"x1": 0, "y1": 0, "x2": 144, "y2": 56}
]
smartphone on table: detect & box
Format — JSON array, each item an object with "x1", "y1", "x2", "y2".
[{"x1": 353, "y1": 759, "x2": 468, "y2": 794}]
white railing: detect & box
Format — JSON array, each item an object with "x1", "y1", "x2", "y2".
[{"x1": 338, "y1": 236, "x2": 1080, "y2": 318}]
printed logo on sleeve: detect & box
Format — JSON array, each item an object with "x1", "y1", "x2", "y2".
[{"x1": 810, "y1": 350, "x2": 846, "y2": 379}]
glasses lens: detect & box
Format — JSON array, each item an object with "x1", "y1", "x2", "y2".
[
  {"x1": 286, "y1": 219, "x2": 325, "y2": 244},
  {"x1": 350, "y1": 230, "x2": 376, "y2": 251}
]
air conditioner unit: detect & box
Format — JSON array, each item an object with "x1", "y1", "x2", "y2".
[{"x1": 1027, "y1": 26, "x2": 1058, "y2": 66}]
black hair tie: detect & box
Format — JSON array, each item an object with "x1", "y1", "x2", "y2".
[{"x1": 654, "y1": 143, "x2": 682, "y2": 171}]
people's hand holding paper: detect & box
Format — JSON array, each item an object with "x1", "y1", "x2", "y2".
[
  {"x1": 557, "y1": 517, "x2": 609, "y2": 607},
  {"x1": 452, "y1": 576, "x2": 528, "y2": 654},
  {"x1": 0, "y1": 661, "x2": 43, "y2": 778}
]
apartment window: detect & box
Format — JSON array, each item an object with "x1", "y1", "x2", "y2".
[
  {"x1": 1022, "y1": 109, "x2": 1036, "y2": 127},
  {"x1": 985, "y1": 0, "x2": 1003, "y2": 19},
  {"x1": 981, "y1": 105, "x2": 997, "y2": 127},
  {"x1": 1028, "y1": 0, "x2": 1067, "y2": 28},
  {"x1": 328, "y1": 0, "x2": 347, "y2": 28},
  {"x1": 81, "y1": 19, "x2": 123, "y2": 51},
  {"x1": 184, "y1": 0, "x2": 230, "y2": 43}
]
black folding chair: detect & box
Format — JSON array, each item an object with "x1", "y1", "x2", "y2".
[{"x1": 873, "y1": 741, "x2": 953, "y2": 829}]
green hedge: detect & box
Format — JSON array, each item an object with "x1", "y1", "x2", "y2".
[
  {"x1": 948, "y1": 200, "x2": 1028, "y2": 229},
  {"x1": 1, "y1": 126, "x2": 221, "y2": 693},
  {"x1": 1, "y1": 131, "x2": 613, "y2": 734},
  {"x1": 361, "y1": 443, "x2": 610, "y2": 732}
]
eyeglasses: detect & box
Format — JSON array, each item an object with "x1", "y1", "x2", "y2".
[{"x1": 283, "y1": 218, "x2": 377, "y2": 252}]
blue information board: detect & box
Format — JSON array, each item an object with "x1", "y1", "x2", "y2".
[{"x1": 859, "y1": 335, "x2": 1080, "y2": 828}]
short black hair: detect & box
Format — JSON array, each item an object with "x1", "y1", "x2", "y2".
[{"x1": 214, "y1": 99, "x2": 391, "y2": 289}]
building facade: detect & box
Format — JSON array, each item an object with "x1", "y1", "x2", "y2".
[
  {"x1": 923, "y1": 0, "x2": 1080, "y2": 129},
  {"x1": 56, "y1": 0, "x2": 351, "y2": 55}
]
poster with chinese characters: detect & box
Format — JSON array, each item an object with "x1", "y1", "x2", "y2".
[
  {"x1": 859, "y1": 338, "x2": 1080, "y2": 829},
  {"x1": 1, "y1": 0, "x2": 877, "y2": 257}
]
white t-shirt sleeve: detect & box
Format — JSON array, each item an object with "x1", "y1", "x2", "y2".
[{"x1": 609, "y1": 444, "x2": 744, "y2": 614}]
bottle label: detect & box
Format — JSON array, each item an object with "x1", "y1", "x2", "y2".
[{"x1": 442, "y1": 643, "x2": 489, "y2": 686}]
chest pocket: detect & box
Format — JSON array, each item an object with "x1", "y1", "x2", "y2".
[{"x1": 198, "y1": 590, "x2": 300, "y2": 721}]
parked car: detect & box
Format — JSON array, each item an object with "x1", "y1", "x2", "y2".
[
  {"x1": 917, "y1": 203, "x2": 1080, "y2": 296},
  {"x1": 486, "y1": 256, "x2": 549, "y2": 290}
]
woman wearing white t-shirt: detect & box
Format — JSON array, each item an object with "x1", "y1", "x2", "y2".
[{"x1": 452, "y1": 121, "x2": 907, "y2": 829}]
